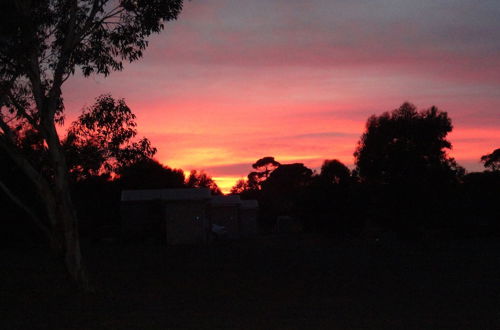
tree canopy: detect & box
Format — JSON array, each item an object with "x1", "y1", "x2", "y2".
[
  {"x1": 0, "y1": 0, "x2": 184, "y2": 289},
  {"x1": 354, "y1": 102, "x2": 462, "y2": 184},
  {"x1": 320, "y1": 159, "x2": 351, "y2": 184},
  {"x1": 248, "y1": 156, "x2": 281, "y2": 189},
  {"x1": 117, "y1": 158, "x2": 185, "y2": 190},
  {"x1": 64, "y1": 94, "x2": 156, "y2": 181},
  {"x1": 481, "y1": 148, "x2": 500, "y2": 171},
  {"x1": 186, "y1": 170, "x2": 222, "y2": 195}
]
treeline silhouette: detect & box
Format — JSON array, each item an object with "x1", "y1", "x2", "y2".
[
  {"x1": 232, "y1": 103, "x2": 499, "y2": 239},
  {"x1": 1, "y1": 102, "x2": 499, "y2": 245}
]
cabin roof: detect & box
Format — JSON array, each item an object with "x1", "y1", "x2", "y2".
[
  {"x1": 210, "y1": 195, "x2": 242, "y2": 206},
  {"x1": 121, "y1": 188, "x2": 211, "y2": 202},
  {"x1": 240, "y1": 200, "x2": 259, "y2": 210}
]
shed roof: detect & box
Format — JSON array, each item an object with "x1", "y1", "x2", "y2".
[
  {"x1": 210, "y1": 195, "x2": 242, "y2": 206},
  {"x1": 121, "y1": 188, "x2": 211, "y2": 202},
  {"x1": 240, "y1": 200, "x2": 259, "y2": 210}
]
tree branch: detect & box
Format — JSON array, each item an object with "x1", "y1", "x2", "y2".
[
  {"x1": 4, "y1": 90, "x2": 38, "y2": 128},
  {"x1": 47, "y1": 0, "x2": 79, "y2": 118},
  {"x1": 77, "y1": 4, "x2": 125, "y2": 46},
  {"x1": 0, "y1": 113, "x2": 16, "y2": 143},
  {"x1": 0, "y1": 180, "x2": 52, "y2": 241},
  {"x1": 0, "y1": 138, "x2": 58, "y2": 228},
  {"x1": 26, "y1": 56, "x2": 45, "y2": 116},
  {"x1": 79, "y1": 0, "x2": 105, "y2": 40}
]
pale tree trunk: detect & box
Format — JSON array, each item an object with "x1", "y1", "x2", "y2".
[
  {"x1": 0, "y1": 137, "x2": 89, "y2": 290},
  {"x1": 0, "y1": 0, "x2": 90, "y2": 291},
  {"x1": 24, "y1": 40, "x2": 90, "y2": 289},
  {"x1": 43, "y1": 118, "x2": 89, "y2": 290}
]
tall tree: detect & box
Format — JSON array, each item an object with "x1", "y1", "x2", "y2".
[
  {"x1": 261, "y1": 163, "x2": 313, "y2": 216},
  {"x1": 353, "y1": 102, "x2": 466, "y2": 236},
  {"x1": 354, "y1": 102, "x2": 463, "y2": 185},
  {"x1": 0, "y1": 0, "x2": 183, "y2": 289}
]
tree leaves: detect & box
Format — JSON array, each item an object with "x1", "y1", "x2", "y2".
[
  {"x1": 354, "y1": 102, "x2": 462, "y2": 185},
  {"x1": 64, "y1": 94, "x2": 156, "y2": 180}
]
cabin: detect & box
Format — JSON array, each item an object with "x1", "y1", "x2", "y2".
[
  {"x1": 121, "y1": 188, "x2": 212, "y2": 245},
  {"x1": 275, "y1": 215, "x2": 303, "y2": 233},
  {"x1": 121, "y1": 188, "x2": 260, "y2": 243},
  {"x1": 209, "y1": 195, "x2": 242, "y2": 240},
  {"x1": 239, "y1": 200, "x2": 259, "y2": 237}
]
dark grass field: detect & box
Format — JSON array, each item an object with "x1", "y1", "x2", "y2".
[{"x1": 2, "y1": 234, "x2": 500, "y2": 329}]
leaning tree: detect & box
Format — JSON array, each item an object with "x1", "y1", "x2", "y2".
[{"x1": 0, "y1": 0, "x2": 183, "y2": 289}]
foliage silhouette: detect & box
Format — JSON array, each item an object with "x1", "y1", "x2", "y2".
[
  {"x1": 298, "y1": 159, "x2": 362, "y2": 234},
  {"x1": 259, "y1": 163, "x2": 313, "y2": 228},
  {"x1": 459, "y1": 170, "x2": 500, "y2": 236},
  {"x1": 227, "y1": 104, "x2": 499, "y2": 239},
  {"x1": 230, "y1": 179, "x2": 250, "y2": 195},
  {"x1": 320, "y1": 159, "x2": 351, "y2": 185},
  {"x1": 248, "y1": 156, "x2": 281, "y2": 190},
  {"x1": 481, "y1": 148, "x2": 500, "y2": 171},
  {"x1": 263, "y1": 163, "x2": 313, "y2": 192},
  {"x1": 186, "y1": 170, "x2": 222, "y2": 195},
  {"x1": 117, "y1": 158, "x2": 185, "y2": 190},
  {"x1": 354, "y1": 102, "x2": 463, "y2": 185},
  {"x1": 0, "y1": 0, "x2": 184, "y2": 289},
  {"x1": 230, "y1": 178, "x2": 260, "y2": 199},
  {"x1": 64, "y1": 94, "x2": 156, "y2": 181},
  {"x1": 352, "y1": 103, "x2": 470, "y2": 237}
]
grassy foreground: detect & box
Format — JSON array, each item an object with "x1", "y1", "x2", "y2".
[{"x1": 1, "y1": 234, "x2": 499, "y2": 329}]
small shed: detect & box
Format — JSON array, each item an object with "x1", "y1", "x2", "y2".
[
  {"x1": 275, "y1": 215, "x2": 303, "y2": 233},
  {"x1": 209, "y1": 195, "x2": 242, "y2": 240},
  {"x1": 239, "y1": 200, "x2": 259, "y2": 237},
  {"x1": 121, "y1": 188, "x2": 211, "y2": 245}
]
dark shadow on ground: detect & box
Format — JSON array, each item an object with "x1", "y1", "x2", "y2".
[{"x1": 1, "y1": 234, "x2": 499, "y2": 329}]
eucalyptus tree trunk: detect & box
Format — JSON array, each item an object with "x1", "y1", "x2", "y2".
[
  {"x1": 43, "y1": 117, "x2": 89, "y2": 290},
  {"x1": 0, "y1": 131, "x2": 89, "y2": 289},
  {"x1": 1, "y1": 0, "x2": 185, "y2": 291}
]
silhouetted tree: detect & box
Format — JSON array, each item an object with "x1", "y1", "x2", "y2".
[
  {"x1": 186, "y1": 170, "x2": 222, "y2": 195},
  {"x1": 248, "y1": 156, "x2": 281, "y2": 189},
  {"x1": 0, "y1": 0, "x2": 183, "y2": 289},
  {"x1": 353, "y1": 103, "x2": 466, "y2": 237},
  {"x1": 64, "y1": 94, "x2": 156, "y2": 181},
  {"x1": 459, "y1": 170, "x2": 500, "y2": 236},
  {"x1": 117, "y1": 158, "x2": 185, "y2": 190},
  {"x1": 320, "y1": 159, "x2": 351, "y2": 184},
  {"x1": 354, "y1": 102, "x2": 463, "y2": 185},
  {"x1": 481, "y1": 148, "x2": 500, "y2": 171},
  {"x1": 261, "y1": 163, "x2": 313, "y2": 216},
  {"x1": 265, "y1": 163, "x2": 313, "y2": 189},
  {"x1": 231, "y1": 179, "x2": 250, "y2": 194},
  {"x1": 230, "y1": 178, "x2": 260, "y2": 199},
  {"x1": 298, "y1": 159, "x2": 363, "y2": 235}
]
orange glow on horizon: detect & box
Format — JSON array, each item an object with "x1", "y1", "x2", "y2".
[{"x1": 213, "y1": 176, "x2": 243, "y2": 194}]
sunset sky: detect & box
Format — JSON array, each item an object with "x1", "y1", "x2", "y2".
[{"x1": 63, "y1": 0, "x2": 500, "y2": 193}]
